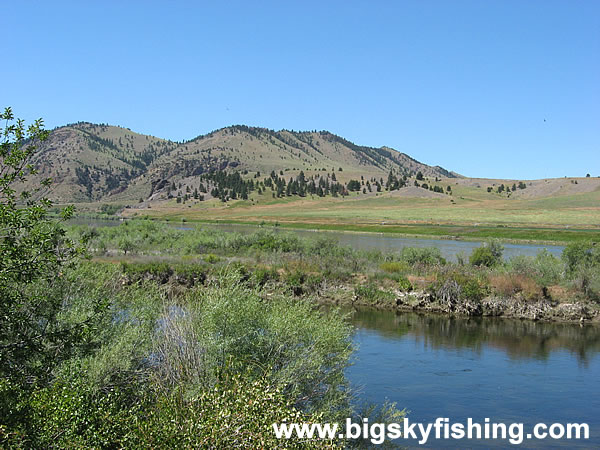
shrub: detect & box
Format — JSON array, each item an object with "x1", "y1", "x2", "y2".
[
  {"x1": 203, "y1": 253, "x2": 220, "y2": 264},
  {"x1": 397, "y1": 275, "x2": 413, "y2": 292},
  {"x1": 470, "y1": 240, "x2": 504, "y2": 268},
  {"x1": 185, "y1": 272, "x2": 354, "y2": 416},
  {"x1": 285, "y1": 270, "x2": 307, "y2": 295},
  {"x1": 380, "y1": 261, "x2": 410, "y2": 274},
  {"x1": 1, "y1": 108, "x2": 88, "y2": 385},
  {"x1": 251, "y1": 266, "x2": 280, "y2": 287},
  {"x1": 20, "y1": 373, "x2": 336, "y2": 449},
  {"x1": 246, "y1": 230, "x2": 303, "y2": 253},
  {"x1": 571, "y1": 265, "x2": 600, "y2": 301},
  {"x1": 461, "y1": 278, "x2": 485, "y2": 301},
  {"x1": 400, "y1": 247, "x2": 446, "y2": 266},
  {"x1": 508, "y1": 250, "x2": 562, "y2": 287},
  {"x1": 354, "y1": 283, "x2": 395, "y2": 304},
  {"x1": 562, "y1": 241, "x2": 600, "y2": 275},
  {"x1": 432, "y1": 271, "x2": 487, "y2": 303},
  {"x1": 533, "y1": 250, "x2": 562, "y2": 286}
]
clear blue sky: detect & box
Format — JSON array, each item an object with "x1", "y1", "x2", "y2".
[{"x1": 2, "y1": 0, "x2": 599, "y2": 179}]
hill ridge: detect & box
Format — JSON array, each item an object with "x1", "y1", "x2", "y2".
[{"x1": 24, "y1": 121, "x2": 459, "y2": 203}]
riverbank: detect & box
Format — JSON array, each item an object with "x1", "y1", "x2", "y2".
[
  {"x1": 71, "y1": 220, "x2": 600, "y2": 325},
  {"x1": 317, "y1": 283, "x2": 600, "y2": 324},
  {"x1": 102, "y1": 253, "x2": 600, "y2": 324}
]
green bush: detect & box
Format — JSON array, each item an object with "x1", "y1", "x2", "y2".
[
  {"x1": 17, "y1": 374, "x2": 336, "y2": 449},
  {"x1": 246, "y1": 230, "x2": 303, "y2": 253},
  {"x1": 400, "y1": 247, "x2": 446, "y2": 266},
  {"x1": 380, "y1": 261, "x2": 410, "y2": 274},
  {"x1": 461, "y1": 278, "x2": 485, "y2": 302},
  {"x1": 562, "y1": 241, "x2": 600, "y2": 275},
  {"x1": 251, "y1": 266, "x2": 280, "y2": 286},
  {"x1": 354, "y1": 283, "x2": 395, "y2": 304},
  {"x1": 470, "y1": 241, "x2": 504, "y2": 267},
  {"x1": 534, "y1": 250, "x2": 562, "y2": 286},
  {"x1": 285, "y1": 270, "x2": 307, "y2": 295},
  {"x1": 508, "y1": 250, "x2": 562, "y2": 287},
  {"x1": 432, "y1": 271, "x2": 487, "y2": 302},
  {"x1": 470, "y1": 247, "x2": 498, "y2": 267},
  {"x1": 203, "y1": 253, "x2": 220, "y2": 264},
  {"x1": 184, "y1": 271, "x2": 353, "y2": 416},
  {"x1": 397, "y1": 275, "x2": 413, "y2": 292},
  {"x1": 571, "y1": 265, "x2": 600, "y2": 301}
]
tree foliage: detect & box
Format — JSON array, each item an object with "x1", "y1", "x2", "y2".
[{"x1": 0, "y1": 107, "x2": 84, "y2": 384}]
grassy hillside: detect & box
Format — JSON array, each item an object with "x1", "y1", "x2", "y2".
[
  {"x1": 26, "y1": 122, "x2": 176, "y2": 202},
  {"x1": 147, "y1": 126, "x2": 455, "y2": 181},
  {"x1": 25, "y1": 122, "x2": 457, "y2": 203}
]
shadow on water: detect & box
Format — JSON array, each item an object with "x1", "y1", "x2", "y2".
[{"x1": 347, "y1": 308, "x2": 600, "y2": 366}]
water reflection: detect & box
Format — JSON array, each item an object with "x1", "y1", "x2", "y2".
[
  {"x1": 349, "y1": 308, "x2": 600, "y2": 366},
  {"x1": 346, "y1": 308, "x2": 600, "y2": 448}
]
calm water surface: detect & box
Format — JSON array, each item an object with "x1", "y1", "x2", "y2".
[{"x1": 346, "y1": 308, "x2": 600, "y2": 448}]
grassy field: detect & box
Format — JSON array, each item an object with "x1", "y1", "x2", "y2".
[{"x1": 119, "y1": 178, "x2": 600, "y2": 244}]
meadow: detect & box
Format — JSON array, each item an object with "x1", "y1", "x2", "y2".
[{"x1": 117, "y1": 178, "x2": 600, "y2": 244}]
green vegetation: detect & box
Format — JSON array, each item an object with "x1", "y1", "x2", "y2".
[
  {"x1": 0, "y1": 107, "x2": 83, "y2": 385},
  {"x1": 2, "y1": 263, "x2": 351, "y2": 447},
  {"x1": 71, "y1": 221, "x2": 600, "y2": 311},
  {"x1": 1, "y1": 111, "x2": 379, "y2": 448},
  {"x1": 3, "y1": 110, "x2": 599, "y2": 447},
  {"x1": 469, "y1": 240, "x2": 504, "y2": 267}
]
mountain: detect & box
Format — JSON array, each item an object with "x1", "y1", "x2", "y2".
[
  {"x1": 25, "y1": 122, "x2": 459, "y2": 203},
  {"x1": 26, "y1": 122, "x2": 176, "y2": 202}
]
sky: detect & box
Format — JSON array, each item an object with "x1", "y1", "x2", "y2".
[{"x1": 1, "y1": 0, "x2": 599, "y2": 179}]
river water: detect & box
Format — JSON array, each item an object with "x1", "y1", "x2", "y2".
[{"x1": 346, "y1": 308, "x2": 600, "y2": 448}]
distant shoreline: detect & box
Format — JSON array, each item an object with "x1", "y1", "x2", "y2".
[{"x1": 70, "y1": 213, "x2": 597, "y2": 246}]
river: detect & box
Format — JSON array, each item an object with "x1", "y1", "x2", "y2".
[{"x1": 346, "y1": 307, "x2": 600, "y2": 448}]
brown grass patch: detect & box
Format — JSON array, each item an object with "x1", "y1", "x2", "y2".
[
  {"x1": 407, "y1": 274, "x2": 435, "y2": 289},
  {"x1": 489, "y1": 274, "x2": 542, "y2": 300},
  {"x1": 547, "y1": 285, "x2": 573, "y2": 302}
]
